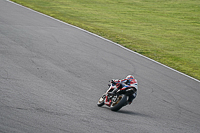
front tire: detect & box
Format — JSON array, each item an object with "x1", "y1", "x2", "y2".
[
  {"x1": 97, "y1": 95, "x2": 105, "y2": 107},
  {"x1": 110, "y1": 95, "x2": 127, "y2": 111}
]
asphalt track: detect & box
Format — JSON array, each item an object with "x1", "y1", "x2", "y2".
[{"x1": 0, "y1": 0, "x2": 200, "y2": 133}]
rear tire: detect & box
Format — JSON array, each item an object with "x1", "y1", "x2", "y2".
[{"x1": 110, "y1": 95, "x2": 127, "y2": 111}]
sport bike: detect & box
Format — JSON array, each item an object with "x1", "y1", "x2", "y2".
[{"x1": 97, "y1": 81, "x2": 136, "y2": 111}]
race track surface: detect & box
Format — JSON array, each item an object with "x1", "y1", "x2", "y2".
[{"x1": 0, "y1": 0, "x2": 200, "y2": 133}]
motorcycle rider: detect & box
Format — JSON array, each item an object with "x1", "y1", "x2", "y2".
[{"x1": 109, "y1": 75, "x2": 138, "y2": 105}]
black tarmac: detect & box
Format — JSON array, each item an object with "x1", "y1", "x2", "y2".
[{"x1": 0, "y1": 0, "x2": 200, "y2": 133}]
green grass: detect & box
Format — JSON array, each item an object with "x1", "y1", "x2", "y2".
[{"x1": 11, "y1": 0, "x2": 200, "y2": 80}]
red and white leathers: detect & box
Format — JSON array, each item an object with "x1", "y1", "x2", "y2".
[{"x1": 110, "y1": 75, "x2": 138, "y2": 104}]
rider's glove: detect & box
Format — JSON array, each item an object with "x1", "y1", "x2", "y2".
[
  {"x1": 111, "y1": 80, "x2": 116, "y2": 85},
  {"x1": 125, "y1": 80, "x2": 130, "y2": 85}
]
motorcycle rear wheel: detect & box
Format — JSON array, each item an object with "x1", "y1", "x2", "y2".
[{"x1": 110, "y1": 95, "x2": 127, "y2": 111}]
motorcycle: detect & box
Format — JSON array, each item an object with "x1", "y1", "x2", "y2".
[{"x1": 97, "y1": 80, "x2": 137, "y2": 111}]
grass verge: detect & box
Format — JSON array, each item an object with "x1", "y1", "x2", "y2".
[{"x1": 11, "y1": 0, "x2": 200, "y2": 80}]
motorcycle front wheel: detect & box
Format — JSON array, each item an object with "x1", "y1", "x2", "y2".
[
  {"x1": 97, "y1": 95, "x2": 105, "y2": 107},
  {"x1": 110, "y1": 95, "x2": 127, "y2": 111}
]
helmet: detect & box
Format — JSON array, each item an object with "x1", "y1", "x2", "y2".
[{"x1": 126, "y1": 75, "x2": 134, "y2": 80}]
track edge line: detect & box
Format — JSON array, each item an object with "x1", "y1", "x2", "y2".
[{"x1": 6, "y1": 0, "x2": 200, "y2": 83}]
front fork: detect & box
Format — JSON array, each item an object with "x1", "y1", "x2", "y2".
[
  {"x1": 104, "y1": 83, "x2": 119, "y2": 106},
  {"x1": 104, "y1": 94, "x2": 112, "y2": 106}
]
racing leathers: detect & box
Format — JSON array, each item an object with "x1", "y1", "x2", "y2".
[{"x1": 110, "y1": 77, "x2": 138, "y2": 104}]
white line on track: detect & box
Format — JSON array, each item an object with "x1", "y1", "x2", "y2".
[{"x1": 6, "y1": 0, "x2": 200, "y2": 83}]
